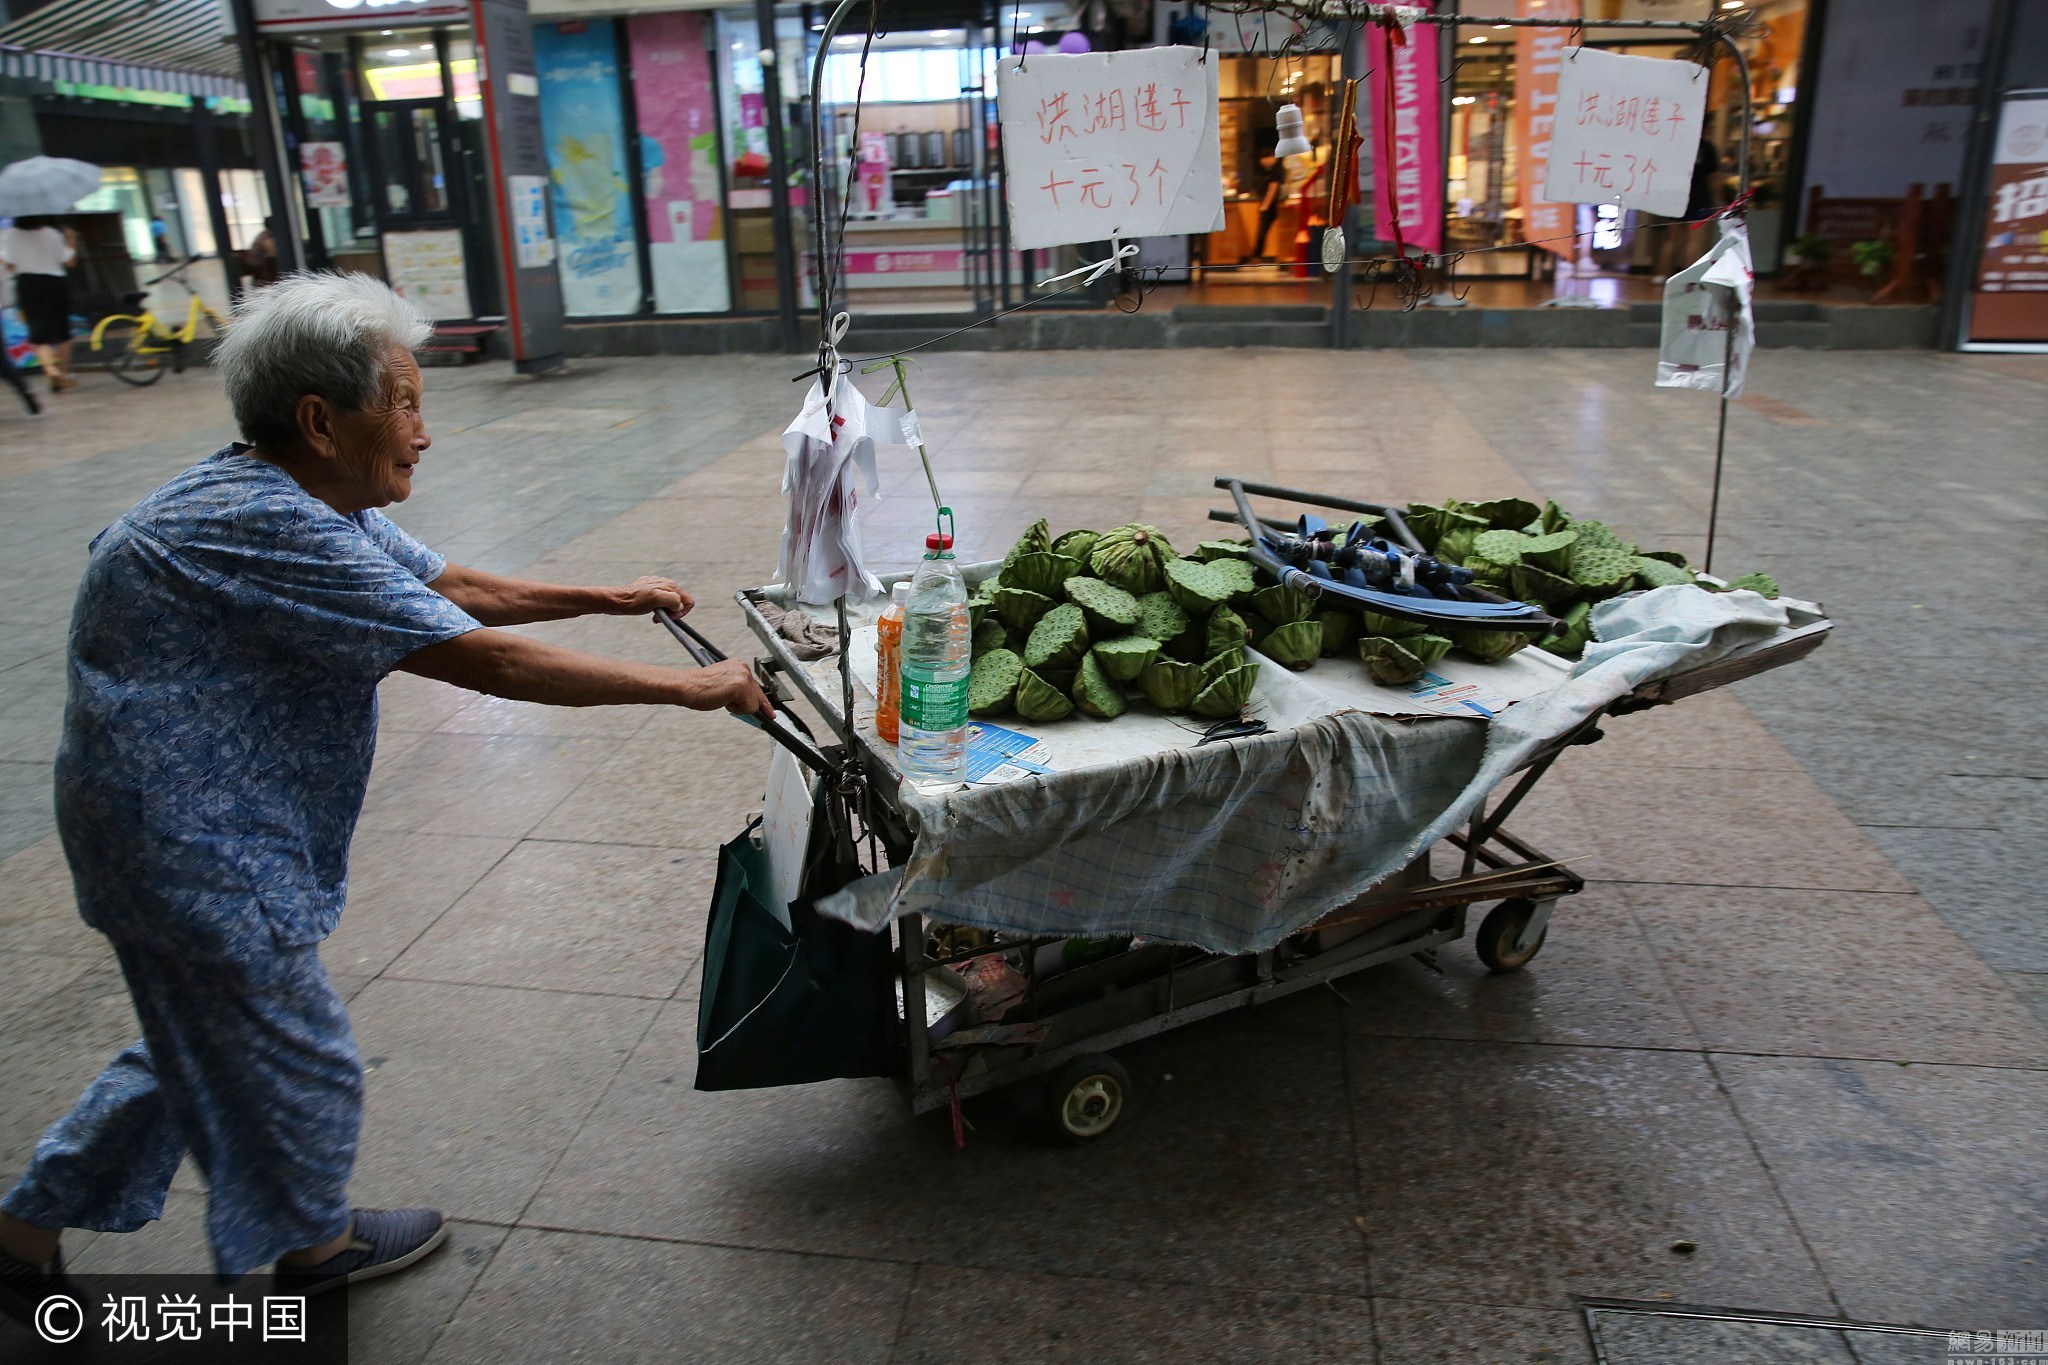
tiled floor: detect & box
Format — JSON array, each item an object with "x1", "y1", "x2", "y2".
[{"x1": 0, "y1": 346, "x2": 2042, "y2": 1362}]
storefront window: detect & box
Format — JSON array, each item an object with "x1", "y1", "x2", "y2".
[
  {"x1": 718, "y1": 10, "x2": 780, "y2": 311},
  {"x1": 360, "y1": 31, "x2": 446, "y2": 101},
  {"x1": 534, "y1": 18, "x2": 643, "y2": 316},
  {"x1": 627, "y1": 12, "x2": 731, "y2": 312},
  {"x1": 447, "y1": 37, "x2": 484, "y2": 119},
  {"x1": 74, "y1": 168, "x2": 155, "y2": 261},
  {"x1": 1208, "y1": 55, "x2": 1339, "y2": 272}
]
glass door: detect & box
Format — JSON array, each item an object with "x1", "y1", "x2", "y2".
[{"x1": 364, "y1": 97, "x2": 474, "y2": 319}]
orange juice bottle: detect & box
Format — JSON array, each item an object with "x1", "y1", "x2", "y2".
[{"x1": 875, "y1": 582, "x2": 910, "y2": 743}]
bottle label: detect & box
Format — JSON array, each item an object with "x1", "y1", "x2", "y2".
[{"x1": 900, "y1": 672, "x2": 969, "y2": 732}]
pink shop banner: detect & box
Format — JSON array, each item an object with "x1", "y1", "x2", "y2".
[{"x1": 1368, "y1": 16, "x2": 1443, "y2": 256}]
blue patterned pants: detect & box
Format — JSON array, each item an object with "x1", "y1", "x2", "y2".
[{"x1": 1, "y1": 941, "x2": 361, "y2": 1280}]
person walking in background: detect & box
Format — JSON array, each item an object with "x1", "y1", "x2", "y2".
[
  {"x1": 0, "y1": 337, "x2": 40, "y2": 415},
  {"x1": 0, "y1": 216, "x2": 80, "y2": 393}
]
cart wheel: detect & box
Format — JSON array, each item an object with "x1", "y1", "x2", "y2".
[
  {"x1": 1475, "y1": 898, "x2": 1546, "y2": 973},
  {"x1": 1043, "y1": 1054, "x2": 1130, "y2": 1143}
]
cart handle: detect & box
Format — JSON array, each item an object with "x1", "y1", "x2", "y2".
[{"x1": 652, "y1": 612, "x2": 833, "y2": 777}]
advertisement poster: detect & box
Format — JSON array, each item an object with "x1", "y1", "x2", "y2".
[
  {"x1": 385, "y1": 229, "x2": 473, "y2": 320},
  {"x1": 626, "y1": 12, "x2": 729, "y2": 313},
  {"x1": 1367, "y1": 15, "x2": 1442, "y2": 256},
  {"x1": 1515, "y1": 0, "x2": 1578, "y2": 256},
  {"x1": 299, "y1": 141, "x2": 352, "y2": 209},
  {"x1": 509, "y1": 173, "x2": 556, "y2": 269},
  {"x1": 857, "y1": 131, "x2": 892, "y2": 215},
  {"x1": 1966, "y1": 91, "x2": 2048, "y2": 348},
  {"x1": 534, "y1": 20, "x2": 641, "y2": 316}
]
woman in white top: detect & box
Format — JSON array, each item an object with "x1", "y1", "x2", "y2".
[{"x1": 1, "y1": 217, "x2": 81, "y2": 392}]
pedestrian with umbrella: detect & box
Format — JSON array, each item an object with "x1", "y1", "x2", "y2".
[{"x1": 0, "y1": 157, "x2": 101, "y2": 394}]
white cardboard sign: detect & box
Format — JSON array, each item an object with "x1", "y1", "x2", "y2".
[
  {"x1": 997, "y1": 47, "x2": 1224, "y2": 251},
  {"x1": 1542, "y1": 47, "x2": 1708, "y2": 218}
]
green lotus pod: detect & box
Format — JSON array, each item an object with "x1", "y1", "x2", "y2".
[
  {"x1": 1719, "y1": 572, "x2": 1781, "y2": 598},
  {"x1": 971, "y1": 617, "x2": 1010, "y2": 660},
  {"x1": 1434, "y1": 525, "x2": 1481, "y2": 567},
  {"x1": 1206, "y1": 606, "x2": 1250, "y2": 658},
  {"x1": 967, "y1": 595, "x2": 989, "y2": 631},
  {"x1": 1210, "y1": 557, "x2": 1260, "y2": 607},
  {"x1": 1260, "y1": 620, "x2": 1323, "y2": 670},
  {"x1": 1002, "y1": 518, "x2": 1052, "y2": 571},
  {"x1": 1192, "y1": 539, "x2": 1253, "y2": 562},
  {"x1": 1404, "y1": 502, "x2": 1489, "y2": 552},
  {"x1": 1071, "y1": 653, "x2": 1127, "y2": 720},
  {"x1": 1192, "y1": 662, "x2": 1260, "y2": 718},
  {"x1": 1537, "y1": 499, "x2": 1572, "y2": 534},
  {"x1": 1565, "y1": 519, "x2": 1634, "y2": 558},
  {"x1": 1633, "y1": 556, "x2": 1695, "y2": 590},
  {"x1": 1469, "y1": 497, "x2": 1541, "y2": 531},
  {"x1": 1138, "y1": 658, "x2": 1202, "y2": 712},
  {"x1": 1092, "y1": 635, "x2": 1160, "y2": 682},
  {"x1": 1449, "y1": 627, "x2": 1532, "y2": 664},
  {"x1": 1135, "y1": 591, "x2": 1189, "y2": 645},
  {"x1": 1201, "y1": 648, "x2": 1247, "y2": 688},
  {"x1": 1537, "y1": 601, "x2": 1594, "y2": 661},
  {"x1": 1469, "y1": 560, "x2": 1514, "y2": 593},
  {"x1": 1362, "y1": 609, "x2": 1428, "y2": 639},
  {"x1": 1640, "y1": 548, "x2": 1689, "y2": 567},
  {"x1": 968, "y1": 648, "x2": 1023, "y2": 716},
  {"x1": 1359, "y1": 633, "x2": 1453, "y2": 686},
  {"x1": 1251, "y1": 582, "x2": 1315, "y2": 627},
  {"x1": 1520, "y1": 530, "x2": 1579, "y2": 574},
  {"x1": 1470, "y1": 529, "x2": 1530, "y2": 569},
  {"x1": 1568, "y1": 546, "x2": 1640, "y2": 601},
  {"x1": 1510, "y1": 562, "x2": 1580, "y2": 606},
  {"x1": 992, "y1": 586, "x2": 1055, "y2": 636},
  {"x1": 1316, "y1": 610, "x2": 1362, "y2": 657},
  {"x1": 1014, "y1": 667, "x2": 1074, "y2": 723},
  {"x1": 1022, "y1": 602, "x2": 1089, "y2": 672},
  {"x1": 1089, "y1": 523, "x2": 1178, "y2": 594},
  {"x1": 1001, "y1": 551, "x2": 1082, "y2": 598},
  {"x1": 1162, "y1": 558, "x2": 1235, "y2": 614},
  {"x1": 1051, "y1": 528, "x2": 1100, "y2": 564},
  {"x1": 1062, "y1": 576, "x2": 1141, "y2": 636}
]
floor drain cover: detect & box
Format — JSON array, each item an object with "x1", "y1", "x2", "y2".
[{"x1": 1582, "y1": 1300, "x2": 1954, "y2": 1364}]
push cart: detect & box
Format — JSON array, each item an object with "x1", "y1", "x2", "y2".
[{"x1": 705, "y1": 482, "x2": 1830, "y2": 1143}]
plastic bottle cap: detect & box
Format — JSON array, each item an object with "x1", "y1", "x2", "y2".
[
  {"x1": 925, "y1": 532, "x2": 954, "y2": 551},
  {"x1": 890, "y1": 581, "x2": 911, "y2": 605}
]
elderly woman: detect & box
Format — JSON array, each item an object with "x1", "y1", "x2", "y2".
[{"x1": 0, "y1": 273, "x2": 770, "y2": 1305}]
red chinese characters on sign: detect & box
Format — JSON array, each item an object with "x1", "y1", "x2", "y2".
[
  {"x1": 1542, "y1": 45, "x2": 1706, "y2": 219},
  {"x1": 1038, "y1": 81, "x2": 1187, "y2": 146}
]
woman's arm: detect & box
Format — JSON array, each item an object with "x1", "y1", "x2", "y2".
[
  {"x1": 397, "y1": 629, "x2": 772, "y2": 717},
  {"x1": 429, "y1": 562, "x2": 694, "y2": 626}
]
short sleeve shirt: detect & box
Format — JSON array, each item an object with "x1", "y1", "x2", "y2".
[{"x1": 55, "y1": 446, "x2": 481, "y2": 959}]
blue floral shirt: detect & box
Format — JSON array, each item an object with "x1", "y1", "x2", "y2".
[{"x1": 55, "y1": 446, "x2": 481, "y2": 961}]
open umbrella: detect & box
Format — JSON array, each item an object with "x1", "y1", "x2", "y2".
[{"x1": 0, "y1": 157, "x2": 102, "y2": 219}]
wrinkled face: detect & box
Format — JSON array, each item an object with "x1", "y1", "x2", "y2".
[{"x1": 327, "y1": 348, "x2": 429, "y2": 509}]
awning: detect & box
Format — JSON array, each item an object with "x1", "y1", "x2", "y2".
[{"x1": 0, "y1": 0, "x2": 245, "y2": 96}]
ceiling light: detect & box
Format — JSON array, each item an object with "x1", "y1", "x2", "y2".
[
  {"x1": 417, "y1": 44, "x2": 432, "y2": 51},
  {"x1": 1720, "y1": 1, "x2": 1741, "y2": 7},
  {"x1": 386, "y1": 48, "x2": 410, "y2": 57},
  {"x1": 1027, "y1": 24, "x2": 1044, "y2": 32},
  {"x1": 928, "y1": 28, "x2": 953, "y2": 36},
  {"x1": 1469, "y1": 34, "x2": 1486, "y2": 43},
  {"x1": 1492, "y1": 22, "x2": 1509, "y2": 28},
  {"x1": 380, "y1": 28, "x2": 392, "y2": 34},
  {"x1": 1451, "y1": 94, "x2": 1476, "y2": 105}
]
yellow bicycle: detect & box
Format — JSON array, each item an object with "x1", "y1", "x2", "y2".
[{"x1": 89, "y1": 257, "x2": 228, "y2": 387}]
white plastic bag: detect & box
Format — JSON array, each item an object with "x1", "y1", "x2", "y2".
[
  {"x1": 1655, "y1": 216, "x2": 1754, "y2": 399},
  {"x1": 777, "y1": 376, "x2": 907, "y2": 606}
]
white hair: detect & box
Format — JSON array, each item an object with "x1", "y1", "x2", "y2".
[{"x1": 214, "y1": 272, "x2": 432, "y2": 451}]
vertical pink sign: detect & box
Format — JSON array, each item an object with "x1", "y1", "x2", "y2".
[
  {"x1": 627, "y1": 12, "x2": 731, "y2": 310},
  {"x1": 1368, "y1": 17, "x2": 1443, "y2": 256}
]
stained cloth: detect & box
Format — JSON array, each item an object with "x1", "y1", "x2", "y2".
[{"x1": 814, "y1": 585, "x2": 1793, "y2": 953}]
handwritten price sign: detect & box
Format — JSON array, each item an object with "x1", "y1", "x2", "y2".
[
  {"x1": 997, "y1": 47, "x2": 1224, "y2": 252},
  {"x1": 1541, "y1": 47, "x2": 1707, "y2": 218}
]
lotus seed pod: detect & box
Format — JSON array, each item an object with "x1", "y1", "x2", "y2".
[
  {"x1": 1448, "y1": 626, "x2": 1532, "y2": 664},
  {"x1": 1510, "y1": 563, "x2": 1579, "y2": 606},
  {"x1": 1316, "y1": 610, "x2": 1362, "y2": 657},
  {"x1": 1192, "y1": 662, "x2": 1260, "y2": 718},
  {"x1": 1260, "y1": 620, "x2": 1322, "y2": 670},
  {"x1": 1208, "y1": 557, "x2": 1260, "y2": 606},
  {"x1": 1162, "y1": 558, "x2": 1234, "y2": 614},
  {"x1": 1138, "y1": 658, "x2": 1202, "y2": 711},
  {"x1": 968, "y1": 648, "x2": 1024, "y2": 716},
  {"x1": 1201, "y1": 647, "x2": 1247, "y2": 688},
  {"x1": 1071, "y1": 653, "x2": 1126, "y2": 720},
  {"x1": 1434, "y1": 525, "x2": 1481, "y2": 567},
  {"x1": 1252, "y1": 582, "x2": 1315, "y2": 626},
  {"x1": 1537, "y1": 601, "x2": 1594, "y2": 661},
  {"x1": 1013, "y1": 667, "x2": 1074, "y2": 723},
  {"x1": 1051, "y1": 528, "x2": 1100, "y2": 564},
  {"x1": 1470, "y1": 529, "x2": 1530, "y2": 569},
  {"x1": 1092, "y1": 635, "x2": 1161, "y2": 682},
  {"x1": 1568, "y1": 544, "x2": 1639, "y2": 590},
  {"x1": 1002, "y1": 519, "x2": 1052, "y2": 572},
  {"x1": 971, "y1": 617, "x2": 1010, "y2": 660},
  {"x1": 1360, "y1": 633, "x2": 1453, "y2": 686},
  {"x1": 1720, "y1": 572, "x2": 1780, "y2": 598},
  {"x1": 1640, "y1": 548, "x2": 1689, "y2": 568},
  {"x1": 1537, "y1": 499, "x2": 1572, "y2": 534},
  {"x1": 1205, "y1": 606, "x2": 1250, "y2": 659},
  {"x1": 1135, "y1": 591, "x2": 1189, "y2": 645},
  {"x1": 1633, "y1": 556, "x2": 1695, "y2": 590},
  {"x1": 1362, "y1": 609, "x2": 1428, "y2": 639},
  {"x1": 1565, "y1": 519, "x2": 1633, "y2": 560},
  {"x1": 1520, "y1": 530, "x2": 1579, "y2": 575},
  {"x1": 1022, "y1": 602, "x2": 1089, "y2": 672},
  {"x1": 1062, "y1": 576, "x2": 1141, "y2": 636},
  {"x1": 1089, "y1": 524, "x2": 1177, "y2": 594},
  {"x1": 1001, "y1": 551, "x2": 1082, "y2": 598},
  {"x1": 992, "y1": 586, "x2": 1055, "y2": 636},
  {"x1": 1191, "y1": 539, "x2": 1253, "y2": 562},
  {"x1": 1404, "y1": 501, "x2": 1486, "y2": 552}
]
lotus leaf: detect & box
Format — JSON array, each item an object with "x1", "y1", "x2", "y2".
[
  {"x1": 1359, "y1": 633, "x2": 1453, "y2": 686},
  {"x1": 1022, "y1": 603, "x2": 1089, "y2": 672},
  {"x1": 1162, "y1": 558, "x2": 1235, "y2": 614},
  {"x1": 1089, "y1": 523, "x2": 1177, "y2": 594},
  {"x1": 1002, "y1": 551, "x2": 1082, "y2": 598},
  {"x1": 1062, "y1": 575, "x2": 1141, "y2": 636},
  {"x1": 1135, "y1": 591, "x2": 1189, "y2": 644},
  {"x1": 1251, "y1": 582, "x2": 1315, "y2": 626},
  {"x1": 971, "y1": 617, "x2": 1010, "y2": 660},
  {"x1": 1192, "y1": 539, "x2": 1253, "y2": 562},
  {"x1": 1071, "y1": 654, "x2": 1126, "y2": 720},
  {"x1": 1537, "y1": 601, "x2": 1594, "y2": 661},
  {"x1": 1051, "y1": 528, "x2": 1100, "y2": 563},
  {"x1": 1092, "y1": 635, "x2": 1160, "y2": 682},
  {"x1": 1632, "y1": 556, "x2": 1695, "y2": 590},
  {"x1": 1139, "y1": 658, "x2": 1202, "y2": 711},
  {"x1": 1014, "y1": 667, "x2": 1074, "y2": 723},
  {"x1": 1316, "y1": 610, "x2": 1361, "y2": 657},
  {"x1": 1206, "y1": 606, "x2": 1250, "y2": 658},
  {"x1": 1449, "y1": 626, "x2": 1532, "y2": 663},
  {"x1": 968, "y1": 648, "x2": 1023, "y2": 716},
  {"x1": 1510, "y1": 562, "x2": 1580, "y2": 605},
  {"x1": 1260, "y1": 620, "x2": 1322, "y2": 670},
  {"x1": 1192, "y1": 662, "x2": 1260, "y2": 718},
  {"x1": 992, "y1": 586, "x2": 1054, "y2": 636}
]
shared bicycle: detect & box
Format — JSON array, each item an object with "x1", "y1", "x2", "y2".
[{"x1": 88, "y1": 258, "x2": 227, "y2": 387}]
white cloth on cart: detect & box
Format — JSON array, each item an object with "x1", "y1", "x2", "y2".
[
  {"x1": 776, "y1": 378, "x2": 907, "y2": 606},
  {"x1": 816, "y1": 586, "x2": 1791, "y2": 954}
]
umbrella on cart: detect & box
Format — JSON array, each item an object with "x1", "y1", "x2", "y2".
[{"x1": 0, "y1": 157, "x2": 101, "y2": 218}]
